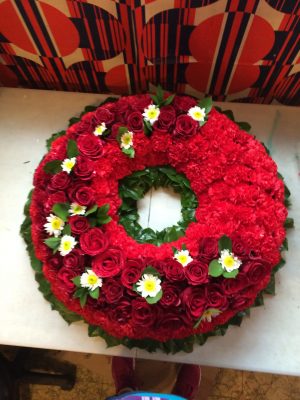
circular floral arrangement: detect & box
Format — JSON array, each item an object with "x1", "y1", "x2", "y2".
[{"x1": 21, "y1": 88, "x2": 293, "y2": 353}]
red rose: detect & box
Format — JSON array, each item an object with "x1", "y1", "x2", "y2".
[
  {"x1": 63, "y1": 248, "x2": 85, "y2": 270},
  {"x1": 130, "y1": 95, "x2": 151, "y2": 112},
  {"x1": 121, "y1": 259, "x2": 144, "y2": 289},
  {"x1": 230, "y1": 294, "x2": 253, "y2": 311},
  {"x1": 153, "y1": 105, "x2": 176, "y2": 133},
  {"x1": 71, "y1": 113, "x2": 94, "y2": 137},
  {"x1": 132, "y1": 298, "x2": 155, "y2": 327},
  {"x1": 94, "y1": 108, "x2": 114, "y2": 126},
  {"x1": 80, "y1": 228, "x2": 109, "y2": 256},
  {"x1": 205, "y1": 285, "x2": 228, "y2": 311},
  {"x1": 173, "y1": 115, "x2": 198, "y2": 138},
  {"x1": 185, "y1": 260, "x2": 209, "y2": 285},
  {"x1": 181, "y1": 287, "x2": 206, "y2": 319},
  {"x1": 160, "y1": 283, "x2": 181, "y2": 307},
  {"x1": 109, "y1": 298, "x2": 132, "y2": 323},
  {"x1": 243, "y1": 260, "x2": 270, "y2": 285},
  {"x1": 48, "y1": 255, "x2": 61, "y2": 270},
  {"x1": 163, "y1": 259, "x2": 186, "y2": 282},
  {"x1": 102, "y1": 278, "x2": 124, "y2": 303},
  {"x1": 73, "y1": 156, "x2": 95, "y2": 181},
  {"x1": 155, "y1": 309, "x2": 191, "y2": 330},
  {"x1": 44, "y1": 191, "x2": 67, "y2": 213},
  {"x1": 92, "y1": 247, "x2": 124, "y2": 277},
  {"x1": 115, "y1": 99, "x2": 132, "y2": 123},
  {"x1": 127, "y1": 111, "x2": 144, "y2": 133},
  {"x1": 173, "y1": 95, "x2": 197, "y2": 113},
  {"x1": 232, "y1": 236, "x2": 249, "y2": 258},
  {"x1": 199, "y1": 238, "x2": 219, "y2": 262},
  {"x1": 68, "y1": 184, "x2": 95, "y2": 206},
  {"x1": 48, "y1": 172, "x2": 70, "y2": 192},
  {"x1": 69, "y1": 216, "x2": 90, "y2": 234},
  {"x1": 222, "y1": 273, "x2": 249, "y2": 295},
  {"x1": 77, "y1": 134, "x2": 104, "y2": 160}
]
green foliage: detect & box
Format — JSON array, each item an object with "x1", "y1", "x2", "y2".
[
  {"x1": 52, "y1": 202, "x2": 70, "y2": 221},
  {"x1": 46, "y1": 131, "x2": 66, "y2": 151},
  {"x1": 118, "y1": 166, "x2": 198, "y2": 245},
  {"x1": 208, "y1": 260, "x2": 223, "y2": 277},
  {"x1": 218, "y1": 235, "x2": 232, "y2": 252},
  {"x1": 67, "y1": 139, "x2": 79, "y2": 158},
  {"x1": 43, "y1": 160, "x2": 62, "y2": 174},
  {"x1": 44, "y1": 237, "x2": 60, "y2": 250},
  {"x1": 151, "y1": 85, "x2": 175, "y2": 108}
]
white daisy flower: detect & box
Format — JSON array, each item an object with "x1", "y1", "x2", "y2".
[
  {"x1": 120, "y1": 131, "x2": 134, "y2": 150},
  {"x1": 94, "y1": 122, "x2": 107, "y2": 136},
  {"x1": 58, "y1": 235, "x2": 77, "y2": 256},
  {"x1": 61, "y1": 157, "x2": 76, "y2": 174},
  {"x1": 188, "y1": 106, "x2": 206, "y2": 122},
  {"x1": 174, "y1": 249, "x2": 193, "y2": 267},
  {"x1": 143, "y1": 104, "x2": 160, "y2": 125},
  {"x1": 69, "y1": 203, "x2": 86, "y2": 216},
  {"x1": 219, "y1": 249, "x2": 242, "y2": 272},
  {"x1": 44, "y1": 214, "x2": 64, "y2": 237},
  {"x1": 136, "y1": 274, "x2": 161, "y2": 298},
  {"x1": 80, "y1": 269, "x2": 103, "y2": 291}
]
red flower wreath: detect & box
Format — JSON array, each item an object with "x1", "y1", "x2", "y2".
[{"x1": 25, "y1": 89, "x2": 291, "y2": 349}]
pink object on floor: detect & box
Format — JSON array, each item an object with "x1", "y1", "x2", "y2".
[{"x1": 112, "y1": 356, "x2": 137, "y2": 393}]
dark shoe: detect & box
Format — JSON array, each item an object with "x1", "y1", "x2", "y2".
[{"x1": 172, "y1": 364, "x2": 201, "y2": 400}]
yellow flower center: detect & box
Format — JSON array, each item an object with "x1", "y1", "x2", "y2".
[
  {"x1": 95, "y1": 125, "x2": 105, "y2": 135},
  {"x1": 147, "y1": 109, "x2": 158, "y2": 119},
  {"x1": 62, "y1": 241, "x2": 72, "y2": 251},
  {"x1": 193, "y1": 111, "x2": 204, "y2": 119},
  {"x1": 122, "y1": 134, "x2": 131, "y2": 145},
  {"x1": 87, "y1": 275, "x2": 98, "y2": 285},
  {"x1": 74, "y1": 205, "x2": 83, "y2": 213},
  {"x1": 177, "y1": 254, "x2": 188, "y2": 265},
  {"x1": 223, "y1": 255, "x2": 235, "y2": 269},
  {"x1": 65, "y1": 160, "x2": 75, "y2": 169},
  {"x1": 144, "y1": 280, "x2": 156, "y2": 292},
  {"x1": 51, "y1": 218, "x2": 62, "y2": 230}
]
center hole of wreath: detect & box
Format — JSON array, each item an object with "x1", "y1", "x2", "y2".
[{"x1": 137, "y1": 187, "x2": 182, "y2": 231}]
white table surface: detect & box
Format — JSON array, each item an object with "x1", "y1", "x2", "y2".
[{"x1": 0, "y1": 88, "x2": 299, "y2": 376}]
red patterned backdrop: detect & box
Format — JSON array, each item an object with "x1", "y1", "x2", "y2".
[{"x1": 0, "y1": 0, "x2": 299, "y2": 104}]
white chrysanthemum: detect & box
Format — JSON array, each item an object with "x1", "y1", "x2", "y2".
[
  {"x1": 136, "y1": 274, "x2": 161, "y2": 298},
  {"x1": 174, "y1": 249, "x2": 193, "y2": 267},
  {"x1": 69, "y1": 202, "x2": 86, "y2": 216},
  {"x1": 219, "y1": 249, "x2": 242, "y2": 272},
  {"x1": 80, "y1": 269, "x2": 103, "y2": 291},
  {"x1": 143, "y1": 104, "x2": 160, "y2": 125},
  {"x1": 188, "y1": 106, "x2": 206, "y2": 122},
  {"x1": 61, "y1": 157, "x2": 76, "y2": 174},
  {"x1": 94, "y1": 122, "x2": 107, "y2": 136},
  {"x1": 59, "y1": 235, "x2": 77, "y2": 256},
  {"x1": 44, "y1": 214, "x2": 64, "y2": 237},
  {"x1": 120, "y1": 131, "x2": 133, "y2": 150},
  {"x1": 201, "y1": 309, "x2": 221, "y2": 323}
]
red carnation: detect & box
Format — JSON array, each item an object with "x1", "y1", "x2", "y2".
[
  {"x1": 185, "y1": 260, "x2": 209, "y2": 286},
  {"x1": 92, "y1": 247, "x2": 124, "y2": 277},
  {"x1": 69, "y1": 216, "x2": 90, "y2": 235},
  {"x1": 79, "y1": 228, "x2": 108, "y2": 256},
  {"x1": 173, "y1": 115, "x2": 198, "y2": 138},
  {"x1": 77, "y1": 134, "x2": 104, "y2": 160}
]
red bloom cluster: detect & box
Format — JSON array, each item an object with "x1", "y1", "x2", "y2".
[{"x1": 30, "y1": 94, "x2": 287, "y2": 342}]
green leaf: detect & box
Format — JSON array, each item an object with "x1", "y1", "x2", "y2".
[
  {"x1": 67, "y1": 139, "x2": 79, "y2": 158},
  {"x1": 161, "y1": 94, "x2": 175, "y2": 106},
  {"x1": 218, "y1": 235, "x2": 232, "y2": 252},
  {"x1": 156, "y1": 85, "x2": 164, "y2": 104},
  {"x1": 44, "y1": 237, "x2": 60, "y2": 250},
  {"x1": 72, "y1": 276, "x2": 81, "y2": 287},
  {"x1": 208, "y1": 260, "x2": 223, "y2": 277},
  {"x1": 74, "y1": 287, "x2": 86, "y2": 298},
  {"x1": 118, "y1": 126, "x2": 129, "y2": 137},
  {"x1": 68, "y1": 116, "x2": 80, "y2": 127},
  {"x1": 222, "y1": 109, "x2": 235, "y2": 121},
  {"x1": 85, "y1": 204, "x2": 98, "y2": 216},
  {"x1": 89, "y1": 287, "x2": 100, "y2": 299},
  {"x1": 63, "y1": 224, "x2": 71, "y2": 235},
  {"x1": 223, "y1": 269, "x2": 239, "y2": 279},
  {"x1": 46, "y1": 131, "x2": 66, "y2": 151},
  {"x1": 198, "y1": 97, "x2": 212, "y2": 113},
  {"x1": 146, "y1": 290, "x2": 163, "y2": 304},
  {"x1": 122, "y1": 147, "x2": 135, "y2": 158},
  {"x1": 80, "y1": 293, "x2": 88, "y2": 308},
  {"x1": 43, "y1": 160, "x2": 62, "y2": 174},
  {"x1": 142, "y1": 266, "x2": 160, "y2": 277},
  {"x1": 284, "y1": 217, "x2": 294, "y2": 229},
  {"x1": 97, "y1": 215, "x2": 112, "y2": 225},
  {"x1": 52, "y1": 202, "x2": 70, "y2": 222},
  {"x1": 237, "y1": 121, "x2": 251, "y2": 132},
  {"x1": 282, "y1": 238, "x2": 288, "y2": 251},
  {"x1": 143, "y1": 120, "x2": 152, "y2": 136}
]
